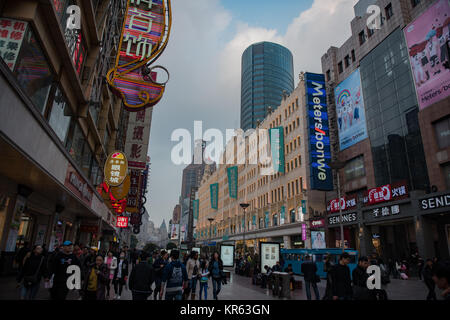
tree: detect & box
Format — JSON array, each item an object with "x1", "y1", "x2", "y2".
[
  {"x1": 166, "y1": 242, "x2": 177, "y2": 250},
  {"x1": 143, "y1": 242, "x2": 159, "y2": 254},
  {"x1": 130, "y1": 235, "x2": 138, "y2": 249}
]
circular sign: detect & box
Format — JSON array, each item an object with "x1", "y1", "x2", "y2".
[
  {"x1": 110, "y1": 175, "x2": 131, "y2": 200},
  {"x1": 104, "y1": 151, "x2": 128, "y2": 187}
]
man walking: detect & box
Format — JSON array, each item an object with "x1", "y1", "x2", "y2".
[
  {"x1": 128, "y1": 251, "x2": 154, "y2": 300},
  {"x1": 301, "y1": 255, "x2": 320, "y2": 300},
  {"x1": 423, "y1": 258, "x2": 437, "y2": 300},
  {"x1": 352, "y1": 256, "x2": 372, "y2": 300},
  {"x1": 330, "y1": 252, "x2": 353, "y2": 300},
  {"x1": 161, "y1": 250, "x2": 188, "y2": 301},
  {"x1": 152, "y1": 250, "x2": 168, "y2": 300}
]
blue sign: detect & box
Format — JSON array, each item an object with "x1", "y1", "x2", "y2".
[
  {"x1": 305, "y1": 72, "x2": 333, "y2": 191},
  {"x1": 334, "y1": 68, "x2": 368, "y2": 150}
]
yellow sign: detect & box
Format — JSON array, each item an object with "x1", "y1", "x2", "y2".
[
  {"x1": 104, "y1": 151, "x2": 128, "y2": 187},
  {"x1": 110, "y1": 175, "x2": 131, "y2": 200}
]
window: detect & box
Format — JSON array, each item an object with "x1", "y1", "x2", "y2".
[
  {"x1": 351, "y1": 50, "x2": 356, "y2": 62},
  {"x1": 443, "y1": 163, "x2": 450, "y2": 189},
  {"x1": 48, "y1": 85, "x2": 72, "y2": 143},
  {"x1": 12, "y1": 25, "x2": 54, "y2": 114},
  {"x1": 326, "y1": 70, "x2": 331, "y2": 81},
  {"x1": 273, "y1": 214, "x2": 278, "y2": 227},
  {"x1": 359, "y1": 31, "x2": 366, "y2": 45},
  {"x1": 385, "y1": 3, "x2": 393, "y2": 20},
  {"x1": 344, "y1": 55, "x2": 350, "y2": 68},
  {"x1": 368, "y1": 27, "x2": 374, "y2": 37},
  {"x1": 344, "y1": 155, "x2": 366, "y2": 181},
  {"x1": 434, "y1": 117, "x2": 450, "y2": 149},
  {"x1": 338, "y1": 61, "x2": 343, "y2": 73},
  {"x1": 81, "y1": 142, "x2": 93, "y2": 178},
  {"x1": 411, "y1": 0, "x2": 421, "y2": 8},
  {"x1": 290, "y1": 209, "x2": 295, "y2": 223},
  {"x1": 65, "y1": 120, "x2": 85, "y2": 167}
]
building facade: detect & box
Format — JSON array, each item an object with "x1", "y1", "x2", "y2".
[
  {"x1": 321, "y1": 0, "x2": 450, "y2": 260},
  {"x1": 0, "y1": 0, "x2": 131, "y2": 274},
  {"x1": 240, "y1": 42, "x2": 294, "y2": 131}
]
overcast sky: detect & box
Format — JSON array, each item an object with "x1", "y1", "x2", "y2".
[{"x1": 145, "y1": 0, "x2": 359, "y2": 227}]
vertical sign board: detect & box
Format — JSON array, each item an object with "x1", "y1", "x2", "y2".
[
  {"x1": 260, "y1": 242, "x2": 280, "y2": 273},
  {"x1": 227, "y1": 166, "x2": 238, "y2": 199},
  {"x1": 0, "y1": 18, "x2": 28, "y2": 71},
  {"x1": 305, "y1": 73, "x2": 333, "y2": 191},
  {"x1": 125, "y1": 108, "x2": 152, "y2": 170},
  {"x1": 107, "y1": 0, "x2": 172, "y2": 111},
  {"x1": 210, "y1": 183, "x2": 219, "y2": 209},
  {"x1": 268, "y1": 127, "x2": 285, "y2": 173},
  {"x1": 126, "y1": 169, "x2": 142, "y2": 213},
  {"x1": 193, "y1": 199, "x2": 199, "y2": 227},
  {"x1": 220, "y1": 244, "x2": 235, "y2": 267}
]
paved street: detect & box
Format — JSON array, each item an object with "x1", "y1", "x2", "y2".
[{"x1": 0, "y1": 269, "x2": 447, "y2": 300}]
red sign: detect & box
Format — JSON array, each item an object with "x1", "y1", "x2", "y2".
[
  {"x1": 364, "y1": 181, "x2": 408, "y2": 206},
  {"x1": 327, "y1": 194, "x2": 357, "y2": 213},
  {"x1": 116, "y1": 216, "x2": 129, "y2": 228},
  {"x1": 310, "y1": 219, "x2": 326, "y2": 229}
]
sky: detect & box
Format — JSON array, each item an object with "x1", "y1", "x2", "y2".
[{"x1": 145, "y1": 0, "x2": 359, "y2": 228}]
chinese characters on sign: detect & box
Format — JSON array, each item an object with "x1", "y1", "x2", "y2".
[
  {"x1": 0, "y1": 18, "x2": 27, "y2": 71},
  {"x1": 126, "y1": 169, "x2": 142, "y2": 213},
  {"x1": 373, "y1": 205, "x2": 400, "y2": 218},
  {"x1": 104, "y1": 151, "x2": 128, "y2": 187},
  {"x1": 125, "y1": 108, "x2": 152, "y2": 169}
]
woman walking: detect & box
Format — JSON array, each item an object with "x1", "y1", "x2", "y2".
[
  {"x1": 199, "y1": 260, "x2": 209, "y2": 300},
  {"x1": 82, "y1": 255, "x2": 109, "y2": 300},
  {"x1": 16, "y1": 245, "x2": 47, "y2": 300},
  {"x1": 113, "y1": 251, "x2": 129, "y2": 300},
  {"x1": 208, "y1": 251, "x2": 224, "y2": 300},
  {"x1": 105, "y1": 251, "x2": 118, "y2": 299}
]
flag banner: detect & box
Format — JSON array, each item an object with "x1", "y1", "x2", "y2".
[
  {"x1": 210, "y1": 183, "x2": 219, "y2": 209},
  {"x1": 268, "y1": 127, "x2": 285, "y2": 173},
  {"x1": 227, "y1": 166, "x2": 238, "y2": 199}
]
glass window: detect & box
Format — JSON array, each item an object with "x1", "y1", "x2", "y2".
[
  {"x1": 13, "y1": 26, "x2": 53, "y2": 114},
  {"x1": 65, "y1": 120, "x2": 85, "y2": 167},
  {"x1": 443, "y1": 163, "x2": 450, "y2": 189},
  {"x1": 81, "y1": 142, "x2": 93, "y2": 178},
  {"x1": 434, "y1": 117, "x2": 450, "y2": 149},
  {"x1": 48, "y1": 85, "x2": 72, "y2": 143},
  {"x1": 273, "y1": 214, "x2": 278, "y2": 226},
  {"x1": 344, "y1": 156, "x2": 365, "y2": 181}
]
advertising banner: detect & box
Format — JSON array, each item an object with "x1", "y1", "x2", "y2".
[
  {"x1": 268, "y1": 127, "x2": 285, "y2": 173},
  {"x1": 220, "y1": 245, "x2": 235, "y2": 267},
  {"x1": 334, "y1": 68, "x2": 368, "y2": 150},
  {"x1": 210, "y1": 183, "x2": 219, "y2": 209},
  {"x1": 227, "y1": 166, "x2": 238, "y2": 199},
  {"x1": 170, "y1": 224, "x2": 179, "y2": 240},
  {"x1": 0, "y1": 18, "x2": 28, "y2": 71},
  {"x1": 363, "y1": 181, "x2": 408, "y2": 206},
  {"x1": 260, "y1": 242, "x2": 280, "y2": 273},
  {"x1": 311, "y1": 231, "x2": 326, "y2": 249},
  {"x1": 310, "y1": 218, "x2": 326, "y2": 229},
  {"x1": 125, "y1": 108, "x2": 152, "y2": 169},
  {"x1": 404, "y1": 0, "x2": 450, "y2": 110},
  {"x1": 327, "y1": 194, "x2": 358, "y2": 213},
  {"x1": 126, "y1": 169, "x2": 142, "y2": 213},
  {"x1": 302, "y1": 224, "x2": 307, "y2": 241},
  {"x1": 305, "y1": 73, "x2": 332, "y2": 191}
]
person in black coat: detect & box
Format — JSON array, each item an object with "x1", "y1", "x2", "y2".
[
  {"x1": 352, "y1": 256, "x2": 373, "y2": 300},
  {"x1": 301, "y1": 256, "x2": 320, "y2": 300},
  {"x1": 208, "y1": 252, "x2": 225, "y2": 300},
  {"x1": 128, "y1": 251, "x2": 154, "y2": 300},
  {"x1": 423, "y1": 259, "x2": 437, "y2": 300},
  {"x1": 330, "y1": 252, "x2": 353, "y2": 300},
  {"x1": 113, "y1": 251, "x2": 129, "y2": 299},
  {"x1": 17, "y1": 245, "x2": 48, "y2": 300}
]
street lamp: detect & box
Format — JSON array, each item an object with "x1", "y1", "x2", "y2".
[
  {"x1": 240, "y1": 203, "x2": 250, "y2": 254},
  {"x1": 330, "y1": 160, "x2": 346, "y2": 253},
  {"x1": 208, "y1": 217, "x2": 214, "y2": 252}
]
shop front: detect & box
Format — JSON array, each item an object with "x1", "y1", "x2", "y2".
[{"x1": 326, "y1": 211, "x2": 359, "y2": 250}]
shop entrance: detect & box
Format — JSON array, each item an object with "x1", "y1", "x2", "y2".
[{"x1": 371, "y1": 221, "x2": 416, "y2": 262}]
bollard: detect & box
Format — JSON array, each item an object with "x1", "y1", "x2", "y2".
[{"x1": 279, "y1": 273, "x2": 291, "y2": 299}]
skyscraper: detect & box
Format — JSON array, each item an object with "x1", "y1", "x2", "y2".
[{"x1": 240, "y1": 42, "x2": 294, "y2": 130}]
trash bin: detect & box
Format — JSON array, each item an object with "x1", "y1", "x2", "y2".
[{"x1": 279, "y1": 272, "x2": 291, "y2": 299}]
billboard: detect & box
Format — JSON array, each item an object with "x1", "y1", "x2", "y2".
[
  {"x1": 311, "y1": 231, "x2": 326, "y2": 249},
  {"x1": 260, "y1": 242, "x2": 280, "y2": 273},
  {"x1": 404, "y1": 0, "x2": 450, "y2": 110},
  {"x1": 305, "y1": 73, "x2": 332, "y2": 191},
  {"x1": 170, "y1": 224, "x2": 179, "y2": 240},
  {"x1": 334, "y1": 68, "x2": 368, "y2": 150},
  {"x1": 220, "y1": 245, "x2": 235, "y2": 267}
]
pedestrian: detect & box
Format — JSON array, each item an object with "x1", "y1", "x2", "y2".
[
  {"x1": 417, "y1": 257, "x2": 424, "y2": 280},
  {"x1": 131, "y1": 248, "x2": 138, "y2": 268},
  {"x1": 330, "y1": 252, "x2": 353, "y2": 300},
  {"x1": 423, "y1": 258, "x2": 437, "y2": 300},
  {"x1": 185, "y1": 251, "x2": 200, "y2": 300},
  {"x1": 322, "y1": 254, "x2": 335, "y2": 300},
  {"x1": 113, "y1": 251, "x2": 129, "y2": 300},
  {"x1": 432, "y1": 260, "x2": 450, "y2": 300},
  {"x1": 161, "y1": 250, "x2": 188, "y2": 301},
  {"x1": 128, "y1": 251, "x2": 154, "y2": 300},
  {"x1": 15, "y1": 241, "x2": 30, "y2": 274},
  {"x1": 46, "y1": 241, "x2": 80, "y2": 300},
  {"x1": 16, "y1": 245, "x2": 47, "y2": 300},
  {"x1": 352, "y1": 256, "x2": 372, "y2": 300},
  {"x1": 82, "y1": 255, "x2": 108, "y2": 300},
  {"x1": 284, "y1": 264, "x2": 296, "y2": 291},
  {"x1": 152, "y1": 250, "x2": 169, "y2": 300},
  {"x1": 261, "y1": 265, "x2": 273, "y2": 289},
  {"x1": 273, "y1": 261, "x2": 282, "y2": 272},
  {"x1": 104, "y1": 251, "x2": 117, "y2": 299},
  {"x1": 301, "y1": 255, "x2": 320, "y2": 300},
  {"x1": 208, "y1": 251, "x2": 224, "y2": 300},
  {"x1": 198, "y1": 260, "x2": 209, "y2": 300}
]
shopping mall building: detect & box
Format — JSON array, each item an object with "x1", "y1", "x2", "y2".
[
  {"x1": 321, "y1": 0, "x2": 450, "y2": 260},
  {"x1": 0, "y1": 0, "x2": 131, "y2": 274}
]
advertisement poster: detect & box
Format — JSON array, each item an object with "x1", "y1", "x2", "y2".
[
  {"x1": 311, "y1": 231, "x2": 326, "y2": 249},
  {"x1": 404, "y1": 0, "x2": 450, "y2": 110},
  {"x1": 305, "y1": 73, "x2": 332, "y2": 191},
  {"x1": 227, "y1": 166, "x2": 238, "y2": 199},
  {"x1": 334, "y1": 68, "x2": 368, "y2": 150},
  {"x1": 0, "y1": 18, "x2": 28, "y2": 71},
  {"x1": 260, "y1": 243, "x2": 280, "y2": 273},
  {"x1": 220, "y1": 245, "x2": 235, "y2": 267},
  {"x1": 170, "y1": 224, "x2": 179, "y2": 240}
]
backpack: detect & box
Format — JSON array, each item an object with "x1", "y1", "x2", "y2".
[{"x1": 168, "y1": 263, "x2": 183, "y2": 286}]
